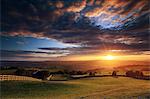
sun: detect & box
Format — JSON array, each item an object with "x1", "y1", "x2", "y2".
[{"x1": 104, "y1": 55, "x2": 115, "y2": 60}]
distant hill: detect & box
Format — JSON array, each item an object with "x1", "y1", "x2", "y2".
[
  {"x1": 114, "y1": 65, "x2": 150, "y2": 71},
  {"x1": 1, "y1": 60, "x2": 149, "y2": 71}
]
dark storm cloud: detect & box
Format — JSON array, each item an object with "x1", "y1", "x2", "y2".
[
  {"x1": 1, "y1": 0, "x2": 149, "y2": 32},
  {"x1": 1, "y1": 0, "x2": 149, "y2": 57},
  {"x1": 0, "y1": 50, "x2": 69, "y2": 59}
]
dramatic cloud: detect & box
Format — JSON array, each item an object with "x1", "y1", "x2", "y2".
[
  {"x1": 1, "y1": 0, "x2": 149, "y2": 60},
  {"x1": 1, "y1": 0, "x2": 148, "y2": 32},
  {"x1": 0, "y1": 50, "x2": 69, "y2": 61}
]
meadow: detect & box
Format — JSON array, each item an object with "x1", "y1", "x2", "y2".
[{"x1": 1, "y1": 77, "x2": 150, "y2": 99}]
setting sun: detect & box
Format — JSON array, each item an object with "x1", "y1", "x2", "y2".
[{"x1": 104, "y1": 55, "x2": 115, "y2": 60}]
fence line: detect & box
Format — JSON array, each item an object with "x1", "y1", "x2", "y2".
[{"x1": 0, "y1": 75, "x2": 41, "y2": 81}]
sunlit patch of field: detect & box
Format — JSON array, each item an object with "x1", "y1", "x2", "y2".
[
  {"x1": 143, "y1": 71, "x2": 150, "y2": 76},
  {"x1": 50, "y1": 74, "x2": 70, "y2": 81},
  {"x1": 97, "y1": 70, "x2": 126, "y2": 75},
  {"x1": 1, "y1": 77, "x2": 150, "y2": 99}
]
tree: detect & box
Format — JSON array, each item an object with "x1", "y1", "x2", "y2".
[
  {"x1": 15, "y1": 69, "x2": 25, "y2": 76},
  {"x1": 112, "y1": 71, "x2": 117, "y2": 77},
  {"x1": 89, "y1": 72, "x2": 96, "y2": 76},
  {"x1": 126, "y1": 70, "x2": 134, "y2": 77}
]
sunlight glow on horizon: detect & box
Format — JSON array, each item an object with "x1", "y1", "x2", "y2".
[
  {"x1": 58, "y1": 53, "x2": 149, "y2": 61},
  {"x1": 104, "y1": 55, "x2": 115, "y2": 60}
]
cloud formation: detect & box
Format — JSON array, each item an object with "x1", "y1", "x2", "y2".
[
  {"x1": 1, "y1": 0, "x2": 149, "y2": 60},
  {"x1": 1, "y1": 0, "x2": 148, "y2": 32},
  {"x1": 0, "y1": 50, "x2": 69, "y2": 61}
]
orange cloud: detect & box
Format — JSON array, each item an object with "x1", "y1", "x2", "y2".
[
  {"x1": 66, "y1": 0, "x2": 86, "y2": 13},
  {"x1": 55, "y1": 1, "x2": 64, "y2": 8}
]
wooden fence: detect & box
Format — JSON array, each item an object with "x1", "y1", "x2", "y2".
[{"x1": 0, "y1": 75, "x2": 41, "y2": 81}]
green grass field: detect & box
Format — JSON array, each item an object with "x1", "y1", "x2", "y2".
[{"x1": 1, "y1": 77, "x2": 150, "y2": 99}]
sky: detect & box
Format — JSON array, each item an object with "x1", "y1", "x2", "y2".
[{"x1": 0, "y1": 0, "x2": 150, "y2": 61}]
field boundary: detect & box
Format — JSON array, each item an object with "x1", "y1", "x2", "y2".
[{"x1": 0, "y1": 75, "x2": 41, "y2": 81}]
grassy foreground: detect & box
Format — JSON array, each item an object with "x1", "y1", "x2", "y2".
[{"x1": 1, "y1": 77, "x2": 150, "y2": 99}]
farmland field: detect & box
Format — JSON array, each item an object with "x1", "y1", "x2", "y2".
[{"x1": 1, "y1": 77, "x2": 150, "y2": 99}]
